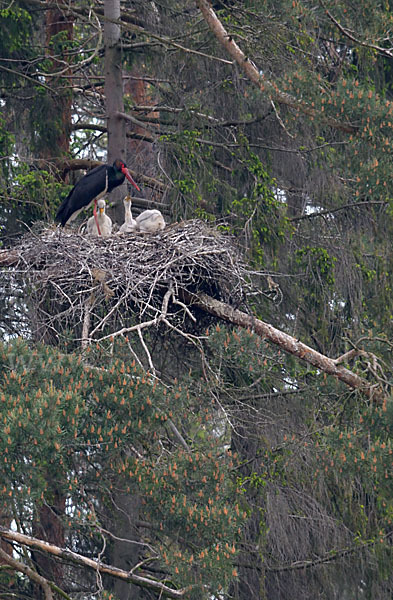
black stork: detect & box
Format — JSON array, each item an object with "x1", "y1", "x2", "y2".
[{"x1": 55, "y1": 159, "x2": 140, "y2": 235}]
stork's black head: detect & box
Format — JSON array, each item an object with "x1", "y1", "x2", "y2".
[
  {"x1": 112, "y1": 159, "x2": 140, "y2": 191},
  {"x1": 113, "y1": 158, "x2": 126, "y2": 172}
]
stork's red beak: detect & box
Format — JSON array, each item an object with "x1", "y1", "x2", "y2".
[{"x1": 121, "y1": 165, "x2": 140, "y2": 191}]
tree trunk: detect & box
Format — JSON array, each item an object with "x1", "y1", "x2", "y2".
[
  {"x1": 229, "y1": 430, "x2": 266, "y2": 600},
  {"x1": 103, "y1": 9, "x2": 143, "y2": 592},
  {"x1": 104, "y1": 492, "x2": 144, "y2": 600},
  {"x1": 124, "y1": 69, "x2": 159, "y2": 203},
  {"x1": 105, "y1": 0, "x2": 127, "y2": 222},
  {"x1": 29, "y1": 5, "x2": 73, "y2": 594},
  {"x1": 31, "y1": 489, "x2": 66, "y2": 599},
  {"x1": 38, "y1": 2, "x2": 73, "y2": 173}
]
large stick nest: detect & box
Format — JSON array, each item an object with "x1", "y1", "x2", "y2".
[{"x1": 5, "y1": 220, "x2": 257, "y2": 345}]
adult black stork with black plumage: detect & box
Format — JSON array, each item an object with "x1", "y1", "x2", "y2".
[{"x1": 55, "y1": 159, "x2": 140, "y2": 235}]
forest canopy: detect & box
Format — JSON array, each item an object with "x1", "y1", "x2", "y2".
[{"x1": 0, "y1": 1, "x2": 392, "y2": 599}]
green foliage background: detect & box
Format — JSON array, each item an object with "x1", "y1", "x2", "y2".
[{"x1": 0, "y1": 0, "x2": 392, "y2": 598}]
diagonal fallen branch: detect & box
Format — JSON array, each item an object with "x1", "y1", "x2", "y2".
[
  {"x1": 182, "y1": 290, "x2": 384, "y2": 401},
  {"x1": 195, "y1": 0, "x2": 356, "y2": 134},
  {"x1": 0, "y1": 527, "x2": 188, "y2": 599}
]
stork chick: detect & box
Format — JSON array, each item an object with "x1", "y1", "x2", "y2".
[
  {"x1": 86, "y1": 199, "x2": 112, "y2": 237},
  {"x1": 136, "y1": 209, "x2": 165, "y2": 233},
  {"x1": 119, "y1": 195, "x2": 137, "y2": 233}
]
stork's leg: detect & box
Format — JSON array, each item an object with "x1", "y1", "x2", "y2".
[{"x1": 93, "y1": 198, "x2": 102, "y2": 236}]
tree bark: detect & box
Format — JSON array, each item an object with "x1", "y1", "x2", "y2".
[
  {"x1": 124, "y1": 70, "x2": 160, "y2": 200},
  {"x1": 38, "y1": 1, "x2": 73, "y2": 179},
  {"x1": 31, "y1": 451, "x2": 66, "y2": 596},
  {"x1": 44, "y1": 2, "x2": 73, "y2": 156},
  {"x1": 105, "y1": 0, "x2": 127, "y2": 219},
  {"x1": 104, "y1": 493, "x2": 144, "y2": 600}
]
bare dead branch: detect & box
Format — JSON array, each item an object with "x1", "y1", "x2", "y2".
[
  {"x1": 23, "y1": 0, "x2": 232, "y2": 64},
  {"x1": 325, "y1": 8, "x2": 393, "y2": 58},
  {"x1": 0, "y1": 527, "x2": 188, "y2": 599},
  {"x1": 195, "y1": 0, "x2": 357, "y2": 134},
  {"x1": 266, "y1": 529, "x2": 393, "y2": 572},
  {"x1": 181, "y1": 290, "x2": 384, "y2": 401},
  {"x1": 71, "y1": 122, "x2": 155, "y2": 142},
  {"x1": 289, "y1": 200, "x2": 388, "y2": 222},
  {"x1": 333, "y1": 349, "x2": 360, "y2": 365}
]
